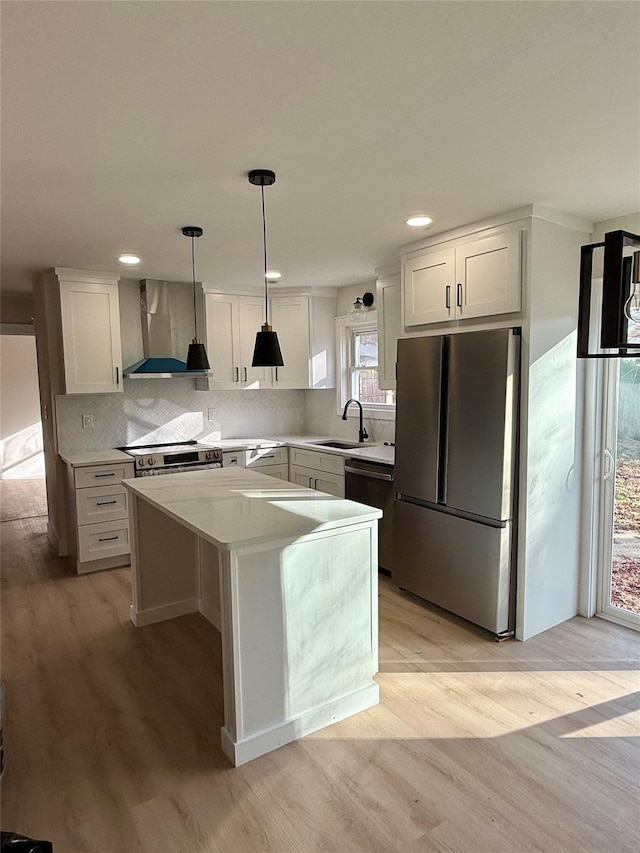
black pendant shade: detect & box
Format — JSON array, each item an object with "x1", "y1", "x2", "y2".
[
  {"x1": 186, "y1": 341, "x2": 210, "y2": 370},
  {"x1": 248, "y1": 168, "x2": 285, "y2": 368},
  {"x1": 252, "y1": 325, "x2": 284, "y2": 367},
  {"x1": 182, "y1": 225, "x2": 210, "y2": 371}
]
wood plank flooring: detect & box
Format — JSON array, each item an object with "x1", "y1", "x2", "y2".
[{"x1": 1, "y1": 477, "x2": 638, "y2": 852}]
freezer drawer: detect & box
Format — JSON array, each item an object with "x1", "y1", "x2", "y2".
[{"x1": 393, "y1": 500, "x2": 514, "y2": 635}]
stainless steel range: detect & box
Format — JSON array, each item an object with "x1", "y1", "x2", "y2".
[{"x1": 118, "y1": 440, "x2": 223, "y2": 477}]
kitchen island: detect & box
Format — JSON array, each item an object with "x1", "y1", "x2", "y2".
[{"x1": 122, "y1": 467, "x2": 381, "y2": 766}]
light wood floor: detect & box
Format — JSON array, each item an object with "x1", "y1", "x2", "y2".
[{"x1": 1, "y1": 478, "x2": 638, "y2": 852}]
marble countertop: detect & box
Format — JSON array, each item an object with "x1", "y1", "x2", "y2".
[
  {"x1": 60, "y1": 436, "x2": 395, "y2": 468},
  {"x1": 60, "y1": 449, "x2": 134, "y2": 467},
  {"x1": 219, "y1": 435, "x2": 396, "y2": 466},
  {"x1": 122, "y1": 467, "x2": 381, "y2": 551}
]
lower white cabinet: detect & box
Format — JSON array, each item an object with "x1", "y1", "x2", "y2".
[
  {"x1": 289, "y1": 447, "x2": 345, "y2": 497},
  {"x1": 224, "y1": 446, "x2": 289, "y2": 480},
  {"x1": 65, "y1": 459, "x2": 134, "y2": 573}
]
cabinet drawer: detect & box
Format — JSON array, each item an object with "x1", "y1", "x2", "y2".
[
  {"x1": 75, "y1": 462, "x2": 134, "y2": 488},
  {"x1": 258, "y1": 463, "x2": 289, "y2": 481},
  {"x1": 246, "y1": 446, "x2": 288, "y2": 468},
  {"x1": 223, "y1": 451, "x2": 246, "y2": 468},
  {"x1": 78, "y1": 519, "x2": 130, "y2": 562},
  {"x1": 76, "y1": 484, "x2": 129, "y2": 526},
  {"x1": 289, "y1": 447, "x2": 344, "y2": 475}
]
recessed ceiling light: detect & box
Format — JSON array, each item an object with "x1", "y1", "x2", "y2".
[
  {"x1": 265, "y1": 270, "x2": 282, "y2": 281},
  {"x1": 405, "y1": 216, "x2": 433, "y2": 228},
  {"x1": 118, "y1": 254, "x2": 141, "y2": 265}
]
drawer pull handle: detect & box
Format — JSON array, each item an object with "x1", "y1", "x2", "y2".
[
  {"x1": 98, "y1": 535, "x2": 119, "y2": 542},
  {"x1": 95, "y1": 472, "x2": 116, "y2": 478},
  {"x1": 262, "y1": 455, "x2": 275, "y2": 459},
  {"x1": 96, "y1": 500, "x2": 117, "y2": 506}
]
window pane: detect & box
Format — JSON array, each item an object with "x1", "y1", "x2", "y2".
[
  {"x1": 353, "y1": 330, "x2": 378, "y2": 368},
  {"x1": 353, "y1": 368, "x2": 396, "y2": 405}
]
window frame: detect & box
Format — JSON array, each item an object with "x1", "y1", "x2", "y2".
[{"x1": 335, "y1": 313, "x2": 396, "y2": 421}]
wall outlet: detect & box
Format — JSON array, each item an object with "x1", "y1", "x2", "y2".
[
  {"x1": 82, "y1": 414, "x2": 94, "y2": 429},
  {"x1": 207, "y1": 407, "x2": 216, "y2": 422}
]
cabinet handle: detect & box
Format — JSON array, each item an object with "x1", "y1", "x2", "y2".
[
  {"x1": 314, "y1": 478, "x2": 319, "y2": 489},
  {"x1": 457, "y1": 283, "x2": 463, "y2": 308},
  {"x1": 116, "y1": 366, "x2": 120, "y2": 385},
  {"x1": 275, "y1": 367, "x2": 279, "y2": 382},
  {"x1": 244, "y1": 366, "x2": 248, "y2": 381},
  {"x1": 445, "y1": 285, "x2": 451, "y2": 309},
  {"x1": 308, "y1": 477, "x2": 313, "y2": 487},
  {"x1": 235, "y1": 366, "x2": 239, "y2": 382},
  {"x1": 96, "y1": 500, "x2": 117, "y2": 506},
  {"x1": 95, "y1": 472, "x2": 116, "y2": 478},
  {"x1": 98, "y1": 535, "x2": 119, "y2": 542}
]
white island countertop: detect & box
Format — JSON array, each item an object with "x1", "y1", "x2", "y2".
[{"x1": 122, "y1": 466, "x2": 381, "y2": 551}]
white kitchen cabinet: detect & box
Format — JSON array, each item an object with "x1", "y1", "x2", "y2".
[
  {"x1": 376, "y1": 272, "x2": 401, "y2": 390},
  {"x1": 290, "y1": 464, "x2": 345, "y2": 497},
  {"x1": 64, "y1": 458, "x2": 135, "y2": 574},
  {"x1": 245, "y1": 445, "x2": 288, "y2": 480},
  {"x1": 402, "y1": 228, "x2": 521, "y2": 327},
  {"x1": 39, "y1": 268, "x2": 123, "y2": 394},
  {"x1": 270, "y1": 294, "x2": 336, "y2": 389},
  {"x1": 199, "y1": 293, "x2": 271, "y2": 389},
  {"x1": 289, "y1": 447, "x2": 345, "y2": 497}
]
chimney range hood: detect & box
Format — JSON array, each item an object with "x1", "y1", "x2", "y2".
[{"x1": 123, "y1": 280, "x2": 211, "y2": 378}]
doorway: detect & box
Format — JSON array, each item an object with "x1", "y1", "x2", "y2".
[{"x1": 597, "y1": 357, "x2": 640, "y2": 629}]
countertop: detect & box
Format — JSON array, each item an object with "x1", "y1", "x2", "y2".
[
  {"x1": 60, "y1": 436, "x2": 395, "y2": 468},
  {"x1": 220, "y1": 435, "x2": 396, "y2": 466},
  {"x1": 60, "y1": 449, "x2": 134, "y2": 467},
  {"x1": 122, "y1": 466, "x2": 382, "y2": 551}
]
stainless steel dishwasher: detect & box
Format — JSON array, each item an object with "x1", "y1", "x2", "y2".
[{"x1": 344, "y1": 458, "x2": 395, "y2": 574}]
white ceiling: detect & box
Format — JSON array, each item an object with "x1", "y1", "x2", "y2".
[{"x1": 2, "y1": 1, "x2": 639, "y2": 308}]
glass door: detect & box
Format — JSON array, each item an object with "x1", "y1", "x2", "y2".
[{"x1": 598, "y1": 357, "x2": 640, "y2": 629}]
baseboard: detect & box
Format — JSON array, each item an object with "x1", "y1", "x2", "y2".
[
  {"x1": 130, "y1": 598, "x2": 199, "y2": 627},
  {"x1": 199, "y1": 598, "x2": 221, "y2": 631},
  {"x1": 220, "y1": 681, "x2": 380, "y2": 766}
]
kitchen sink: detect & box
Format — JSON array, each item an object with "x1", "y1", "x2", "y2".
[{"x1": 311, "y1": 440, "x2": 363, "y2": 449}]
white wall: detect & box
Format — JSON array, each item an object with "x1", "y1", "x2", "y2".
[{"x1": 0, "y1": 332, "x2": 44, "y2": 475}]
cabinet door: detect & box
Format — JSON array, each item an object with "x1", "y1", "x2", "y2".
[
  {"x1": 270, "y1": 296, "x2": 311, "y2": 389},
  {"x1": 289, "y1": 464, "x2": 316, "y2": 489},
  {"x1": 59, "y1": 280, "x2": 123, "y2": 393},
  {"x1": 455, "y1": 231, "x2": 521, "y2": 319},
  {"x1": 377, "y1": 273, "x2": 401, "y2": 390},
  {"x1": 204, "y1": 293, "x2": 240, "y2": 388},
  {"x1": 289, "y1": 464, "x2": 345, "y2": 497},
  {"x1": 237, "y1": 296, "x2": 272, "y2": 388},
  {"x1": 403, "y1": 249, "x2": 455, "y2": 327}
]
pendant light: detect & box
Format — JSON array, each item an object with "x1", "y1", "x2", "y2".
[
  {"x1": 248, "y1": 169, "x2": 284, "y2": 367},
  {"x1": 182, "y1": 226, "x2": 210, "y2": 371}
]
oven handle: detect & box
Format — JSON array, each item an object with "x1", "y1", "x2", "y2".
[{"x1": 344, "y1": 465, "x2": 393, "y2": 482}]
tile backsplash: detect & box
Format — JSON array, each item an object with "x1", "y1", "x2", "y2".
[
  {"x1": 55, "y1": 383, "x2": 306, "y2": 453},
  {"x1": 56, "y1": 384, "x2": 395, "y2": 454}
]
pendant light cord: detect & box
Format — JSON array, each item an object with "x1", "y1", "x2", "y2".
[
  {"x1": 191, "y1": 235, "x2": 197, "y2": 339},
  {"x1": 261, "y1": 184, "x2": 269, "y2": 326}
]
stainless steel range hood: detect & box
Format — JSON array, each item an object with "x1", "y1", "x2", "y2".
[{"x1": 124, "y1": 279, "x2": 210, "y2": 378}]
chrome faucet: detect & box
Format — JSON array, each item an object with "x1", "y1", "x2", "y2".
[{"x1": 341, "y1": 399, "x2": 369, "y2": 443}]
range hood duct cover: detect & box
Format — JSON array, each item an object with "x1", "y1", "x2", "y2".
[{"x1": 124, "y1": 280, "x2": 210, "y2": 378}]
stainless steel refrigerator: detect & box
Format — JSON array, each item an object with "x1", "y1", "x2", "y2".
[{"x1": 393, "y1": 329, "x2": 519, "y2": 638}]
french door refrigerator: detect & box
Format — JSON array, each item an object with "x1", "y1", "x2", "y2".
[{"x1": 393, "y1": 329, "x2": 520, "y2": 638}]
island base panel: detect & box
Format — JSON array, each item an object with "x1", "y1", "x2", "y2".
[{"x1": 220, "y1": 682, "x2": 380, "y2": 767}]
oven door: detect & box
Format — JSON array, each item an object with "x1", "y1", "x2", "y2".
[{"x1": 135, "y1": 462, "x2": 222, "y2": 477}]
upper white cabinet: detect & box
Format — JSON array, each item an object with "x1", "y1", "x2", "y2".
[
  {"x1": 403, "y1": 228, "x2": 521, "y2": 327},
  {"x1": 38, "y1": 268, "x2": 123, "y2": 395},
  {"x1": 198, "y1": 290, "x2": 336, "y2": 391},
  {"x1": 199, "y1": 293, "x2": 271, "y2": 389},
  {"x1": 376, "y1": 272, "x2": 401, "y2": 391},
  {"x1": 270, "y1": 294, "x2": 336, "y2": 390}
]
